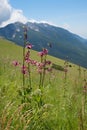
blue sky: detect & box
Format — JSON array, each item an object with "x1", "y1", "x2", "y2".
[{"x1": 0, "y1": 0, "x2": 87, "y2": 38}]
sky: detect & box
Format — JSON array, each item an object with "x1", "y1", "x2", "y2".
[{"x1": 0, "y1": 0, "x2": 87, "y2": 38}]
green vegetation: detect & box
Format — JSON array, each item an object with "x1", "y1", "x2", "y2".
[
  {"x1": 0, "y1": 38, "x2": 87, "y2": 130},
  {"x1": 52, "y1": 63, "x2": 64, "y2": 71}
]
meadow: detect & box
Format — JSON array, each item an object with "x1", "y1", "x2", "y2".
[{"x1": 0, "y1": 38, "x2": 87, "y2": 130}]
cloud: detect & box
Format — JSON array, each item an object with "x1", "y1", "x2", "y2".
[
  {"x1": 0, "y1": 0, "x2": 56, "y2": 28},
  {"x1": 0, "y1": 0, "x2": 71, "y2": 31},
  {"x1": 28, "y1": 19, "x2": 57, "y2": 26},
  {"x1": 0, "y1": 0, "x2": 11, "y2": 24},
  {"x1": 0, "y1": 0, "x2": 28, "y2": 27},
  {"x1": 1, "y1": 9, "x2": 28, "y2": 27},
  {"x1": 1, "y1": 1, "x2": 85, "y2": 38}
]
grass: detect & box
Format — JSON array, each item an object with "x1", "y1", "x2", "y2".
[{"x1": 0, "y1": 38, "x2": 87, "y2": 130}]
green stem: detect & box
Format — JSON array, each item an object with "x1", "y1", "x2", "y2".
[
  {"x1": 42, "y1": 55, "x2": 46, "y2": 87},
  {"x1": 42, "y1": 67, "x2": 45, "y2": 87},
  {"x1": 39, "y1": 56, "x2": 43, "y2": 88},
  {"x1": 23, "y1": 43, "x2": 25, "y2": 87},
  {"x1": 28, "y1": 63, "x2": 31, "y2": 89}
]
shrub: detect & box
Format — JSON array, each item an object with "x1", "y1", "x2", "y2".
[{"x1": 52, "y1": 63, "x2": 64, "y2": 71}]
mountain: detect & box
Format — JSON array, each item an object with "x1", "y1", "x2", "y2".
[{"x1": 0, "y1": 22, "x2": 87, "y2": 68}]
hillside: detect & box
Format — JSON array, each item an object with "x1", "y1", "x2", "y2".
[
  {"x1": 0, "y1": 38, "x2": 64, "y2": 65},
  {"x1": 0, "y1": 22, "x2": 87, "y2": 68},
  {"x1": 0, "y1": 38, "x2": 86, "y2": 90},
  {"x1": 0, "y1": 38, "x2": 87, "y2": 130}
]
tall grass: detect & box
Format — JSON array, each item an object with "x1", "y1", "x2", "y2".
[{"x1": 0, "y1": 38, "x2": 87, "y2": 130}]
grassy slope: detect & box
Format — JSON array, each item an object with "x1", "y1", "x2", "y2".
[
  {"x1": 0, "y1": 38, "x2": 85, "y2": 81},
  {"x1": 0, "y1": 38, "x2": 64, "y2": 62},
  {"x1": 0, "y1": 38, "x2": 87, "y2": 130}
]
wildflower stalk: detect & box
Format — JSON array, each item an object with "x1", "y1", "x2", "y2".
[
  {"x1": 39, "y1": 56, "x2": 43, "y2": 88},
  {"x1": 39, "y1": 73, "x2": 42, "y2": 88},
  {"x1": 38, "y1": 48, "x2": 48, "y2": 88},
  {"x1": 64, "y1": 60, "x2": 68, "y2": 81},
  {"x1": 23, "y1": 26, "x2": 27, "y2": 87},
  {"x1": 28, "y1": 63, "x2": 31, "y2": 89},
  {"x1": 42, "y1": 55, "x2": 46, "y2": 87},
  {"x1": 23, "y1": 46, "x2": 25, "y2": 87}
]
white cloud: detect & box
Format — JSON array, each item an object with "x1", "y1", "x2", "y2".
[
  {"x1": 0, "y1": 0, "x2": 72, "y2": 31},
  {"x1": 0, "y1": 1, "x2": 86, "y2": 38},
  {"x1": 1, "y1": 9, "x2": 28, "y2": 27},
  {"x1": 28, "y1": 19, "x2": 57, "y2": 26},
  {"x1": 0, "y1": 0, "x2": 28, "y2": 27},
  {"x1": 0, "y1": 0, "x2": 11, "y2": 24}
]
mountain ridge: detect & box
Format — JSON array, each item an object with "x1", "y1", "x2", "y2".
[{"x1": 0, "y1": 21, "x2": 87, "y2": 68}]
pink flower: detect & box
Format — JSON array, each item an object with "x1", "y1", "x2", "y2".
[
  {"x1": 36, "y1": 62, "x2": 40, "y2": 67},
  {"x1": 45, "y1": 60, "x2": 51, "y2": 65},
  {"x1": 12, "y1": 60, "x2": 19, "y2": 66},
  {"x1": 21, "y1": 65, "x2": 27, "y2": 74},
  {"x1": 25, "y1": 58, "x2": 31, "y2": 64},
  {"x1": 38, "y1": 51, "x2": 44, "y2": 57},
  {"x1": 38, "y1": 48, "x2": 48, "y2": 57},
  {"x1": 26, "y1": 44, "x2": 32, "y2": 49},
  {"x1": 36, "y1": 62, "x2": 44, "y2": 69},
  {"x1": 43, "y1": 48, "x2": 48, "y2": 55},
  {"x1": 31, "y1": 60, "x2": 37, "y2": 65},
  {"x1": 25, "y1": 51, "x2": 30, "y2": 60}
]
